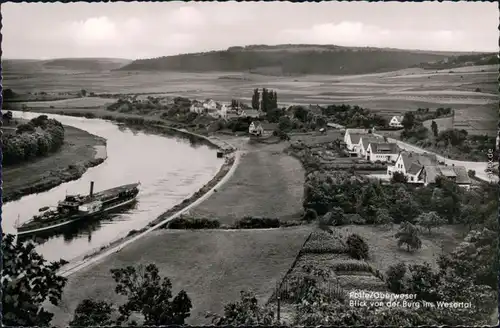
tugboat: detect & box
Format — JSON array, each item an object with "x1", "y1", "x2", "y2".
[{"x1": 15, "y1": 181, "x2": 140, "y2": 236}]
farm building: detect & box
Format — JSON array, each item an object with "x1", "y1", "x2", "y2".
[
  {"x1": 357, "y1": 136, "x2": 383, "y2": 157},
  {"x1": 249, "y1": 121, "x2": 264, "y2": 136},
  {"x1": 343, "y1": 129, "x2": 371, "y2": 156}
]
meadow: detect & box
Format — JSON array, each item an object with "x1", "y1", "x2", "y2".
[
  {"x1": 4, "y1": 63, "x2": 497, "y2": 136},
  {"x1": 188, "y1": 140, "x2": 305, "y2": 224},
  {"x1": 49, "y1": 227, "x2": 312, "y2": 326}
]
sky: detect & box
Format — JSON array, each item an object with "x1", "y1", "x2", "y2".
[{"x1": 2, "y1": 1, "x2": 498, "y2": 60}]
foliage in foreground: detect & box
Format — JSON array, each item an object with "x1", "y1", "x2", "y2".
[
  {"x1": 70, "y1": 264, "x2": 192, "y2": 326},
  {"x1": 2, "y1": 234, "x2": 68, "y2": 326}
]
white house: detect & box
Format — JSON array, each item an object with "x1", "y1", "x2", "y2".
[
  {"x1": 343, "y1": 129, "x2": 370, "y2": 155},
  {"x1": 389, "y1": 115, "x2": 404, "y2": 128},
  {"x1": 190, "y1": 100, "x2": 205, "y2": 114},
  {"x1": 357, "y1": 136, "x2": 382, "y2": 157},
  {"x1": 365, "y1": 142, "x2": 400, "y2": 163},
  {"x1": 203, "y1": 99, "x2": 217, "y2": 111},
  {"x1": 419, "y1": 165, "x2": 471, "y2": 189},
  {"x1": 387, "y1": 151, "x2": 438, "y2": 183},
  {"x1": 249, "y1": 121, "x2": 263, "y2": 136}
]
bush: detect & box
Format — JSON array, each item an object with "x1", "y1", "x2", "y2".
[
  {"x1": 302, "y1": 208, "x2": 318, "y2": 222},
  {"x1": 386, "y1": 263, "x2": 407, "y2": 293},
  {"x1": 346, "y1": 234, "x2": 369, "y2": 260},
  {"x1": 233, "y1": 216, "x2": 280, "y2": 229},
  {"x1": 167, "y1": 217, "x2": 221, "y2": 229}
]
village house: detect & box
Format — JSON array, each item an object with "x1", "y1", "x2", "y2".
[
  {"x1": 249, "y1": 121, "x2": 264, "y2": 136},
  {"x1": 190, "y1": 100, "x2": 205, "y2": 114},
  {"x1": 203, "y1": 99, "x2": 217, "y2": 111},
  {"x1": 241, "y1": 109, "x2": 262, "y2": 118},
  {"x1": 343, "y1": 129, "x2": 370, "y2": 156},
  {"x1": 207, "y1": 103, "x2": 228, "y2": 119},
  {"x1": 387, "y1": 151, "x2": 438, "y2": 183},
  {"x1": 389, "y1": 115, "x2": 404, "y2": 128},
  {"x1": 357, "y1": 136, "x2": 382, "y2": 157},
  {"x1": 365, "y1": 142, "x2": 400, "y2": 163},
  {"x1": 419, "y1": 165, "x2": 471, "y2": 189},
  {"x1": 249, "y1": 121, "x2": 277, "y2": 137}
]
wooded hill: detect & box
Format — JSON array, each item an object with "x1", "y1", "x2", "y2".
[{"x1": 117, "y1": 44, "x2": 484, "y2": 75}]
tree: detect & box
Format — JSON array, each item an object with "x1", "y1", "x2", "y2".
[
  {"x1": 278, "y1": 116, "x2": 292, "y2": 131},
  {"x1": 261, "y1": 88, "x2": 269, "y2": 112},
  {"x1": 346, "y1": 234, "x2": 369, "y2": 260},
  {"x1": 405, "y1": 263, "x2": 441, "y2": 302},
  {"x1": 206, "y1": 291, "x2": 275, "y2": 325},
  {"x1": 272, "y1": 91, "x2": 278, "y2": 109},
  {"x1": 401, "y1": 111, "x2": 416, "y2": 130},
  {"x1": 251, "y1": 89, "x2": 260, "y2": 110},
  {"x1": 395, "y1": 222, "x2": 422, "y2": 252},
  {"x1": 2, "y1": 233, "x2": 68, "y2": 326},
  {"x1": 386, "y1": 262, "x2": 407, "y2": 293},
  {"x1": 302, "y1": 208, "x2": 318, "y2": 222},
  {"x1": 294, "y1": 106, "x2": 309, "y2": 123},
  {"x1": 391, "y1": 171, "x2": 408, "y2": 183},
  {"x1": 431, "y1": 120, "x2": 438, "y2": 137},
  {"x1": 374, "y1": 208, "x2": 393, "y2": 228},
  {"x1": 80, "y1": 89, "x2": 87, "y2": 97},
  {"x1": 110, "y1": 263, "x2": 192, "y2": 325},
  {"x1": 415, "y1": 211, "x2": 446, "y2": 234},
  {"x1": 69, "y1": 299, "x2": 114, "y2": 327}
]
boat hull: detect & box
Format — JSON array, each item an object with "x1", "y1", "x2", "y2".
[{"x1": 16, "y1": 194, "x2": 138, "y2": 236}]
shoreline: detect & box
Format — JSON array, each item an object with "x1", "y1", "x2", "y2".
[
  {"x1": 2, "y1": 124, "x2": 108, "y2": 204},
  {"x1": 50, "y1": 116, "x2": 239, "y2": 277}
]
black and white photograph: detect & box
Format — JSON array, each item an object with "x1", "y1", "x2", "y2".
[{"x1": 1, "y1": 1, "x2": 498, "y2": 327}]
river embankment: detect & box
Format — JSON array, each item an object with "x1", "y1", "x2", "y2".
[{"x1": 2, "y1": 124, "x2": 107, "y2": 204}]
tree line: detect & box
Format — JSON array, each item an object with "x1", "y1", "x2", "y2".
[{"x1": 2, "y1": 115, "x2": 65, "y2": 165}]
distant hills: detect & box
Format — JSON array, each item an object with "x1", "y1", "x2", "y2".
[
  {"x1": 411, "y1": 53, "x2": 498, "y2": 70},
  {"x1": 2, "y1": 58, "x2": 132, "y2": 73},
  {"x1": 117, "y1": 44, "x2": 495, "y2": 75}
]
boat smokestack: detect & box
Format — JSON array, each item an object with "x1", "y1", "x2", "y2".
[{"x1": 90, "y1": 181, "x2": 94, "y2": 197}]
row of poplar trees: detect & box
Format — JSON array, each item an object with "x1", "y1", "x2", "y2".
[{"x1": 251, "y1": 88, "x2": 278, "y2": 112}]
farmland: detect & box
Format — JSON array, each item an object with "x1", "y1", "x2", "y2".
[
  {"x1": 3, "y1": 63, "x2": 497, "y2": 136},
  {"x1": 49, "y1": 226, "x2": 312, "y2": 327}
]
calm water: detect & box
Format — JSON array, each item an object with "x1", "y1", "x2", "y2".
[{"x1": 3, "y1": 112, "x2": 223, "y2": 262}]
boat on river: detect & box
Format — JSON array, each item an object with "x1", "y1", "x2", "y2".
[{"x1": 15, "y1": 181, "x2": 140, "y2": 236}]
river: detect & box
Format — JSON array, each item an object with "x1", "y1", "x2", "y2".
[{"x1": 3, "y1": 112, "x2": 223, "y2": 262}]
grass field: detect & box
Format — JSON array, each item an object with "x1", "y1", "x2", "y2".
[
  {"x1": 333, "y1": 224, "x2": 464, "y2": 272},
  {"x1": 4, "y1": 64, "x2": 497, "y2": 135},
  {"x1": 2, "y1": 125, "x2": 107, "y2": 203},
  {"x1": 188, "y1": 140, "x2": 305, "y2": 224},
  {"x1": 49, "y1": 227, "x2": 312, "y2": 326}
]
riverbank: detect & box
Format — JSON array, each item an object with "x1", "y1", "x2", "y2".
[
  {"x1": 2, "y1": 125, "x2": 107, "y2": 204},
  {"x1": 52, "y1": 118, "x2": 239, "y2": 276}
]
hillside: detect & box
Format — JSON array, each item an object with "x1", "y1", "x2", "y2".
[
  {"x1": 2, "y1": 58, "x2": 132, "y2": 74},
  {"x1": 118, "y1": 44, "x2": 477, "y2": 75},
  {"x1": 412, "y1": 53, "x2": 498, "y2": 70}
]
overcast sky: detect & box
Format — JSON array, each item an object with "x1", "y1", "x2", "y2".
[{"x1": 2, "y1": 1, "x2": 498, "y2": 59}]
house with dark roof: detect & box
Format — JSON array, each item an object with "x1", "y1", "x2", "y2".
[
  {"x1": 357, "y1": 136, "x2": 383, "y2": 158},
  {"x1": 366, "y1": 142, "x2": 400, "y2": 163},
  {"x1": 419, "y1": 165, "x2": 472, "y2": 189},
  {"x1": 387, "y1": 151, "x2": 438, "y2": 183},
  {"x1": 343, "y1": 129, "x2": 370, "y2": 156}
]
